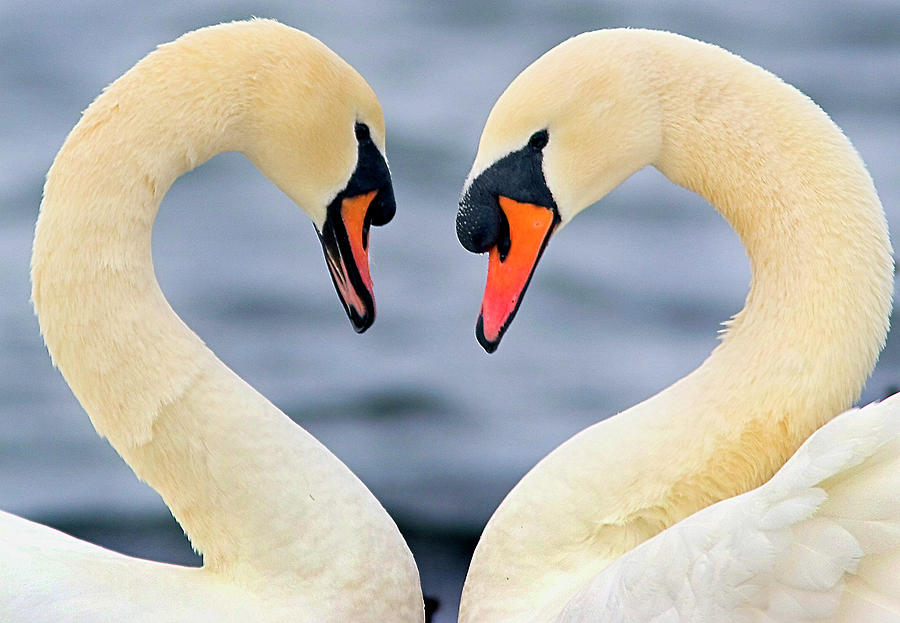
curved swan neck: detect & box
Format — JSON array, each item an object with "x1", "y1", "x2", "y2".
[
  {"x1": 646, "y1": 33, "x2": 892, "y2": 425},
  {"x1": 30, "y1": 22, "x2": 420, "y2": 611},
  {"x1": 33, "y1": 25, "x2": 254, "y2": 449}
]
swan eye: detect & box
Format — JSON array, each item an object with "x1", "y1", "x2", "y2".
[
  {"x1": 528, "y1": 130, "x2": 549, "y2": 150},
  {"x1": 354, "y1": 122, "x2": 371, "y2": 142}
]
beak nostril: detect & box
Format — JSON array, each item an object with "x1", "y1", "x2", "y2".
[
  {"x1": 362, "y1": 209, "x2": 372, "y2": 251},
  {"x1": 496, "y1": 202, "x2": 511, "y2": 262}
]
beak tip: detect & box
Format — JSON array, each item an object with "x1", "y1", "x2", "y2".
[
  {"x1": 349, "y1": 308, "x2": 375, "y2": 334},
  {"x1": 475, "y1": 314, "x2": 501, "y2": 354}
]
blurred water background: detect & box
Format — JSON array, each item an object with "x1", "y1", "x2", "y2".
[{"x1": 1, "y1": 1, "x2": 899, "y2": 620}]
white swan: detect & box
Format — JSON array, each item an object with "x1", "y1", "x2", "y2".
[
  {"x1": 1, "y1": 20, "x2": 424, "y2": 622},
  {"x1": 455, "y1": 29, "x2": 900, "y2": 621}
]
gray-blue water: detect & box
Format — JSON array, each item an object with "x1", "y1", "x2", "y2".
[{"x1": 2, "y1": 2, "x2": 899, "y2": 620}]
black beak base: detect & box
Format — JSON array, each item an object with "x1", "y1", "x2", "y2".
[{"x1": 456, "y1": 131, "x2": 555, "y2": 256}]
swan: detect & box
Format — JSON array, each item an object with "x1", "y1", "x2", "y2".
[
  {"x1": 455, "y1": 29, "x2": 900, "y2": 621},
  {"x1": 1, "y1": 20, "x2": 425, "y2": 622}
]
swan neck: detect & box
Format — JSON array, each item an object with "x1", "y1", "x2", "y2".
[
  {"x1": 33, "y1": 42, "x2": 249, "y2": 449},
  {"x1": 648, "y1": 38, "x2": 892, "y2": 432}
]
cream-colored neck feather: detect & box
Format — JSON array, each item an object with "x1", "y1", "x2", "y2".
[
  {"x1": 460, "y1": 30, "x2": 892, "y2": 622},
  {"x1": 31, "y1": 20, "x2": 420, "y2": 618}
]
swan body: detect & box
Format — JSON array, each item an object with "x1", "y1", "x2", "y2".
[
  {"x1": 2, "y1": 20, "x2": 423, "y2": 622},
  {"x1": 1, "y1": 510, "x2": 260, "y2": 620},
  {"x1": 456, "y1": 29, "x2": 897, "y2": 621},
  {"x1": 560, "y1": 397, "x2": 900, "y2": 622}
]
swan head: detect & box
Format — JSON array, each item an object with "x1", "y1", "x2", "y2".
[
  {"x1": 456, "y1": 30, "x2": 661, "y2": 352},
  {"x1": 238, "y1": 21, "x2": 395, "y2": 333}
]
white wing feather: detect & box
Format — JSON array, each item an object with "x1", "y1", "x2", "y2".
[{"x1": 557, "y1": 394, "x2": 900, "y2": 622}]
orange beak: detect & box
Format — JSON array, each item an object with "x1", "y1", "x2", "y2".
[
  {"x1": 320, "y1": 190, "x2": 378, "y2": 332},
  {"x1": 476, "y1": 196, "x2": 556, "y2": 352}
]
